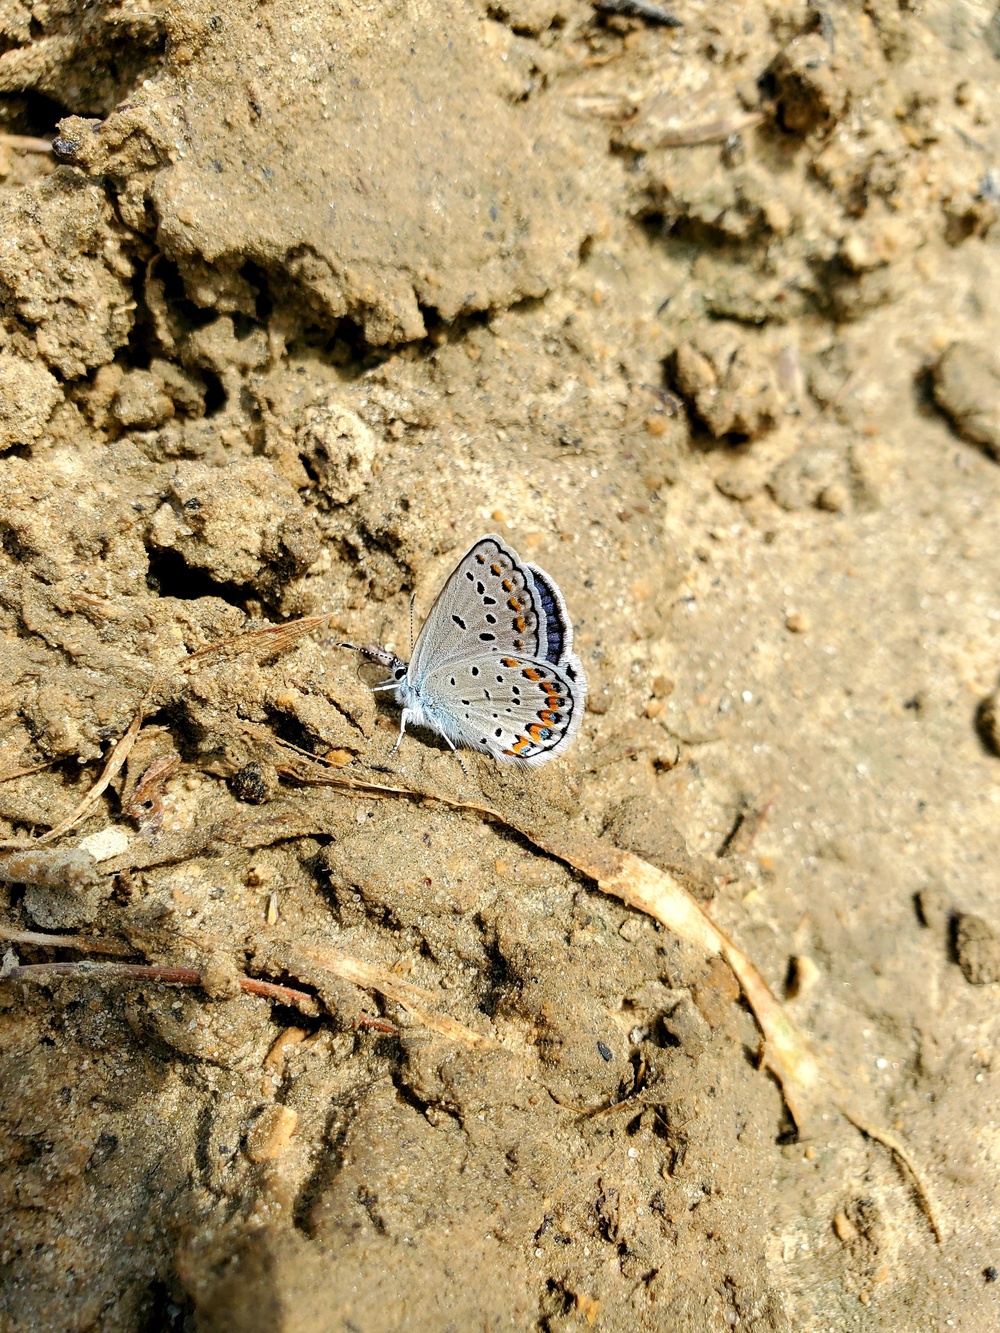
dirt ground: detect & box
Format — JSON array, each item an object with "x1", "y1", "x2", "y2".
[{"x1": 1, "y1": 1, "x2": 999, "y2": 1329}]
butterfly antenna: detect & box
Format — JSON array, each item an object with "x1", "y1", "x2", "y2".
[{"x1": 409, "y1": 592, "x2": 416, "y2": 653}]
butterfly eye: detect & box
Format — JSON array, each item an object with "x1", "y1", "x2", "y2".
[{"x1": 394, "y1": 667, "x2": 406, "y2": 680}]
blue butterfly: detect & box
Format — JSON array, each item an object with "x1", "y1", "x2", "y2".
[{"x1": 344, "y1": 534, "x2": 586, "y2": 766}]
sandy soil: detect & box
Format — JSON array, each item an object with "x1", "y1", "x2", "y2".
[{"x1": 1, "y1": 1, "x2": 999, "y2": 1329}]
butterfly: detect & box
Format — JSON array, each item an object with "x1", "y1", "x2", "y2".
[{"x1": 342, "y1": 534, "x2": 587, "y2": 767}]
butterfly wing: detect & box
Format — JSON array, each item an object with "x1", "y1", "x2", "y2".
[
  {"x1": 417, "y1": 650, "x2": 585, "y2": 766},
  {"x1": 522, "y1": 559, "x2": 577, "y2": 668},
  {"x1": 409, "y1": 535, "x2": 551, "y2": 682}
]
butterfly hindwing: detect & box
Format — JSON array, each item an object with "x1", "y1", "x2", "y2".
[{"x1": 418, "y1": 650, "x2": 584, "y2": 766}]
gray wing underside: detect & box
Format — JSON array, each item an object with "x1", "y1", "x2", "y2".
[
  {"x1": 419, "y1": 651, "x2": 585, "y2": 766},
  {"x1": 409, "y1": 535, "x2": 548, "y2": 681}
]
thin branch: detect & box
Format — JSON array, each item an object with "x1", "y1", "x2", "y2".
[
  {"x1": 0, "y1": 926, "x2": 133, "y2": 955},
  {"x1": 0, "y1": 709, "x2": 143, "y2": 851},
  {"x1": 289, "y1": 943, "x2": 495, "y2": 1049},
  {"x1": 0, "y1": 132, "x2": 53, "y2": 152},
  {"x1": 3, "y1": 959, "x2": 322, "y2": 1018},
  {"x1": 0, "y1": 759, "x2": 58, "y2": 785}
]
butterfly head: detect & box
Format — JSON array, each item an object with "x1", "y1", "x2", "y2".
[{"x1": 336, "y1": 641, "x2": 409, "y2": 689}]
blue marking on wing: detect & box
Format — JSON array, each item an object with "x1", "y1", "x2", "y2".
[{"x1": 529, "y1": 569, "x2": 568, "y2": 665}]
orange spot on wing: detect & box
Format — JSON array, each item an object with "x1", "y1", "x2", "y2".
[
  {"x1": 512, "y1": 736, "x2": 531, "y2": 754},
  {"x1": 490, "y1": 562, "x2": 502, "y2": 575},
  {"x1": 522, "y1": 667, "x2": 542, "y2": 681},
  {"x1": 514, "y1": 616, "x2": 526, "y2": 632},
  {"x1": 501, "y1": 656, "x2": 518, "y2": 668}
]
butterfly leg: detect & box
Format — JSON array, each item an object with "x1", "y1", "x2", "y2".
[
  {"x1": 437, "y1": 730, "x2": 469, "y2": 777},
  {"x1": 388, "y1": 708, "x2": 413, "y2": 758}
]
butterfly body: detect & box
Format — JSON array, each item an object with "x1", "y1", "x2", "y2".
[{"x1": 355, "y1": 535, "x2": 586, "y2": 766}]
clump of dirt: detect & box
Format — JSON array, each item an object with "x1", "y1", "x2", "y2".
[{"x1": 1, "y1": 1, "x2": 1000, "y2": 1329}]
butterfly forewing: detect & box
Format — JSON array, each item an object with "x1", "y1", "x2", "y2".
[
  {"x1": 409, "y1": 536, "x2": 550, "y2": 681},
  {"x1": 419, "y1": 650, "x2": 584, "y2": 765}
]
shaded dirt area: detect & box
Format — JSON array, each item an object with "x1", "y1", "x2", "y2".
[{"x1": 1, "y1": 1, "x2": 999, "y2": 1329}]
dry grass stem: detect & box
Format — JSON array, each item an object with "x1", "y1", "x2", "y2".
[
  {"x1": 184, "y1": 613, "x2": 333, "y2": 667},
  {"x1": 0, "y1": 132, "x2": 53, "y2": 152},
  {"x1": 0, "y1": 710, "x2": 143, "y2": 851},
  {"x1": 0, "y1": 760, "x2": 59, "y2": 785},
  {"x1": 291, "y1": 943, "x2": 495, "y2": 1049},
  {"x1": 2, "y1": 959, "x2": 322, "y2": 1017},
  {"x1": 0, "y1": 926, "x2": 133, "y2": 955}
]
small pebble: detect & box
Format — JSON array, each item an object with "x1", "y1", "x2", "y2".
[
  {"x1": 245, "y1": 1104, "x2": 298, "y2": 1162},
  {"x1": 833, "y1": 1210, "x2": 858, "y2": 1242},
  {"x1": 575, "y1": 1293, "x2": 600, "y2": 1326},
  {"x1": 229, "y1": 761, "x2": 277, "y2": 805},
  {"x1": 619, "y1": 916, "x2": 644, "y2": 942},
  {"x1": 954, "y1": 913, "x2": 1000, "y2": 985},
  {"x1": 785, "y1": 610, "x2": 810, "y2": 633},
  {"x1": 816, "y1": 483, "x2": 849, "y2": 513},
  {"x1": 786, "y1": 954, "x2": 820, "y2": 999},
  {"x1": 324, "y1": 748, "x2": 354, "y2": 767},
  {"x1": 77, "y1": 826, "x2": 131, "y2": 862}
]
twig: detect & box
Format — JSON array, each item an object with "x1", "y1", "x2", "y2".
[
  {"x1": 651, "y1": 110, "x2": 764, "y2": 147},
  {"x1": 358, "y1": 1014, "x2": 400, "y2": 1035},
  {"x1": 593, "y1": 0, "x2": 682, "y2": 26},
  {"x1": 3, "y1": 959, "x2": 322, "y2": 1017},
  {"x1": 0, "y1": 759, "x2": 58, "y2": 785},
  {"x1": 183, "y1": 614, "x2": 333, "y2": 667},
  {"x1": 0, "y1": 926, "x2": 132, "y2": 955},
  {"x1": 0, "y1": 132, "x2": 53, "y2": 153},
  {"x1": 838, "y1": 1105, "x2": 943, "y2": 1243},
  {"x1": 0, "y1": 709, "x2": 143, "y2": 850},
  {"x1": 288, "y1": 942, "x2": 495, "y2": 1049}
]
